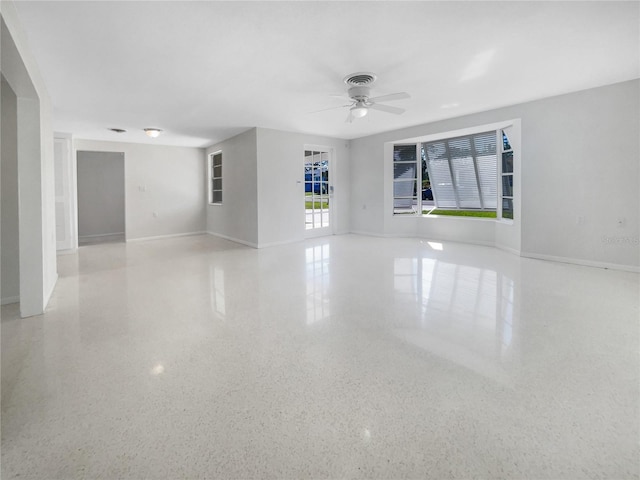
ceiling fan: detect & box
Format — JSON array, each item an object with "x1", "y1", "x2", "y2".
[{"x1": 315, "y1": 72, "x2": 410, "y2": 123}]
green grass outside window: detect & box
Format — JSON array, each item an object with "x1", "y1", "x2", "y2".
[
  {"x1": 305, "y1": 201, "x2": 328, "y2": 209},
  {"x1": 423, "y1": 209, "x2": 497, "y2": 218}
]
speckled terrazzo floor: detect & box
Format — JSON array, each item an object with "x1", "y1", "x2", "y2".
[{"x1": 2, "y1": 234, "x2": 638, "y2": 479}]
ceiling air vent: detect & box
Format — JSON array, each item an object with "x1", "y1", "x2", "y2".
[{"x1": 343, "y1": 72, "x2": 377, "y2": 87}]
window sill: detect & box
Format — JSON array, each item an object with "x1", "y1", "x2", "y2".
[
  {"x1": 393, "y1": 213, "x2": 511, "y2": 224},
  {"x1": 420, "y1": 214, "x2": 497, "y2": 222},
  {"x1": 393, "y1": 213, "x2": 496, "y2": 221}
]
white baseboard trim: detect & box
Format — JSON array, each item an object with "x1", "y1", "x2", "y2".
[
  {"x1": 350, "y1": 230, "x2": 497, "y2": 249},
  {"x1": 206, "y1": 231, "x2": 258, "y2": 249},
  {"x1": 496, "y1": 244, "x2": 521, "y2": 256},
  {"x1": 44, "y1": 273, "x2": 59, "y2": 309},
  {"x1": 521, "y1": 251, "x2": 639, "y2": 273},
  {"x1": 79, "y1": 232, "x2": 125, "y2": 239},
  {"x1": 1, "y1": 295, "x2": 20, "y2": 306},
  {"x1": 351, "y1": 234, "x2": 637, "y2": 271},
  {"x1": 258, "y1": 239, "x2": 299, "y2": 249},
  {"x1": 418, "y1": 237, "x2": 496, "y2": 248},
  {"x1": 258, "y1": 232, "x2": 351, "y2": 249},
  {"x1": 57, "y1": 248, "x2": 78, "y2": 256},
  {"x1": 349, "y1": 230, "x2": 397, "y2": 238},
  {"x1": 1, "y1": 273, "x2": 59, "y2": 309},
  {"x1": 127, "y1": 231, "x2": 206, "y2": 243}
]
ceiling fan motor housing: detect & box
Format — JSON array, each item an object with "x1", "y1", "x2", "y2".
[{"x1": 347, "y1": 86, "x2": 371, "y2": 102}]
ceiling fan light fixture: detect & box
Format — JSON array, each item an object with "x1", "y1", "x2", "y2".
[
  {"x1": 351, "y1": 105, "x2": 368, "y2": 118},
  {"x1": 144, "y1": 128, "x2": 162, "y2": 138}
]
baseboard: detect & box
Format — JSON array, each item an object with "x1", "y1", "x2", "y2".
[
  {"x1": 79, "y1": 232, "x2": 124, "y2": 239},
  {"x1": 226, "y1": 232, "x2": 354, "y2": 249},
  {"x1": 521, "y1": 251, "x2": 639, "y2": 273},
  {"x1": 57, "y1": 248, "x2": 78, "y2": 256},
  {"x1": 349, "y1": 230, "x2": 398, "y2": 238},
  {"x1": 2, "y1": 274, "x2": 60, "y2": 309},
  {"x1": 260, "y1": 231, "x2": 358, "y2": 248},
  {"x1": 350, "y1": 234, "x2": 637, "y2": 271},
  {"x1": 1, "y1": 295, "x2": 20, "y2": 306},
  {"x1": 257, "y1": 239, "x2": 297, "y2": 249},
  {"x1": 350, "y1": 230, "x2": 497, "y2": 249},
  {"x1": 79, "y1": 233, "x2": 125, "y2": 245},
  {"x1": 427, "y1": 237, "x2": 495, "y2": 248},
  {"x1": 44, "y1": 273, "x2": 58, "y2": 309},
  {"x1": 496, "y1": 244, "x2": 521, "y2": 256},
  {"x1": 206, "y1": 231, "x2": 258, "y2": 248},
  {"x1": 127, "y1": 231, "x2": 206, "y2": 243}
]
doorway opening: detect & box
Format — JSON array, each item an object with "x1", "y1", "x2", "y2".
[
  {"x1": 1, "y1": 74, "x2": 20, "y2": 306},
  {"x1": 77, "y1": 151, "x2": 125, "y2": 246}
]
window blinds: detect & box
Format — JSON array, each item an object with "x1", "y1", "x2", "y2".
[
  {"x1": 393, "y1": 144, "x2": 418, "y2": 209},
  {"x1": 423, "y1": 131, "x2": 497, "y2": 210}
]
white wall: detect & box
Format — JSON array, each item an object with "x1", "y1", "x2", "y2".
[
  {"x1": 1, "y1": 5, "x2": 57, "y2": 317},
  {"x1": 205, "y1": 127, "x2": 350, "y2": 248},
  {"x1": 53, "y1": 133, "x2": 76, "y2": 251},
  {"x1": 518, "y1": 81, "x2": 638, "y2": 269},
  {"x1": 350, "y1": 80, "x2": 639, "y2": 270},
  {"x1": 1, "y1": 75, "x2": 20, "y2": 304},
  {"x1": 349, "y1": 134, "x2": 385, "y2": 236},
  {"x1": 77, "y1": 151, "x2": 125, "y2": 240},
  {"x1": 74, "y1": 139, "x2": 206, "y2": 241},
  {"x1": 256, "y1": 127, "x2": 350, "y2": 247},
  {"x1": 205, "y1": 128, "x2": 259, "y2": 246}
]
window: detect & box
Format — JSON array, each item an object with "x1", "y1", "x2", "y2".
[
  {"x1": 209, "y1": 151, "x2": 222, "y2": 204},
  {"x1": 500, "y1": 131, "x2": 514, "y2": 219},
  {"x1": 392, "y1": 126, "x2": 517, "y2": 220},
  {"x1": 393, "y1": 144, "x2": 419, "y2": 214},
  {"x1": 423, "y1": 131, "x2": 497, "y2": 210}
]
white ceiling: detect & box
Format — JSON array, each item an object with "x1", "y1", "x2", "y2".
[{"x1": 12, "y1": 1, "x2": 640, "y2": 148}]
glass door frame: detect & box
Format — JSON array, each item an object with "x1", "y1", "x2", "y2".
[{"x1": 304, "y1": 145, "x2": 334, "y2": 238}]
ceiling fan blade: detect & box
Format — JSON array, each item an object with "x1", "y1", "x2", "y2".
[
  {"x1": 368, "y1": 92, "x2": 410, "y2": 103},
  {"x1": 309, "y1": 104, "x2": 352, "y2": 114},
  {"x1": 345, "y1": 110, "x2": 354, "y2": 123},
  {"x1": 369, "y1": 103, "x2": 405, "y2": 115}
]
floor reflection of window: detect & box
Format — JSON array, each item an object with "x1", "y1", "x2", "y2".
[
  {"x1": 393, "y1": 258, "x2": 418, "y2": 296},
  {"x1": 499, "y1": 274, "x2": 514, "y2": 356},
  {"x1": 420, "y1": 258, "x2": 436, "y2": 318},
  {"x1": 393, "y1": 258, "x2": 422, "y2": 328},
  {"x1": 392, "y1": 253, "x2": 517, "y2": 380},
  {"x1": 452, "y1": 265, "x2": 484, "y2": 322},
  {"x1": 209, "y1": 266, "x2": 225, "y2": 319},
  {"x1": 426, "y1": 261, "x2": 456, "y2": 317},
  {"x1": 471, "y1": 268, "x2": 498, "y2": 331},
  {"x1": 306, "y1": 244, "x2": 330, "y2": 324}
]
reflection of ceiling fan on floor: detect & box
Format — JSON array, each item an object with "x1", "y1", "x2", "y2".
[{"x1": 315, "y1": 72, "x2": 410, "y2": 123}]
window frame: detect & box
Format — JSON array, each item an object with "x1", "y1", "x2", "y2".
[
  {"x1": 499, "y1": 130, "x2": 514, "y2": 221},
  {"x1": 392, "y1": 144, "x2": 421, "y2": 214},
  {"x1": 208, "y1": 151, "x2": 222, "y2": 205},
  {"x1": 388, "y1": 120, "x2": 518, "y2": 221}
]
